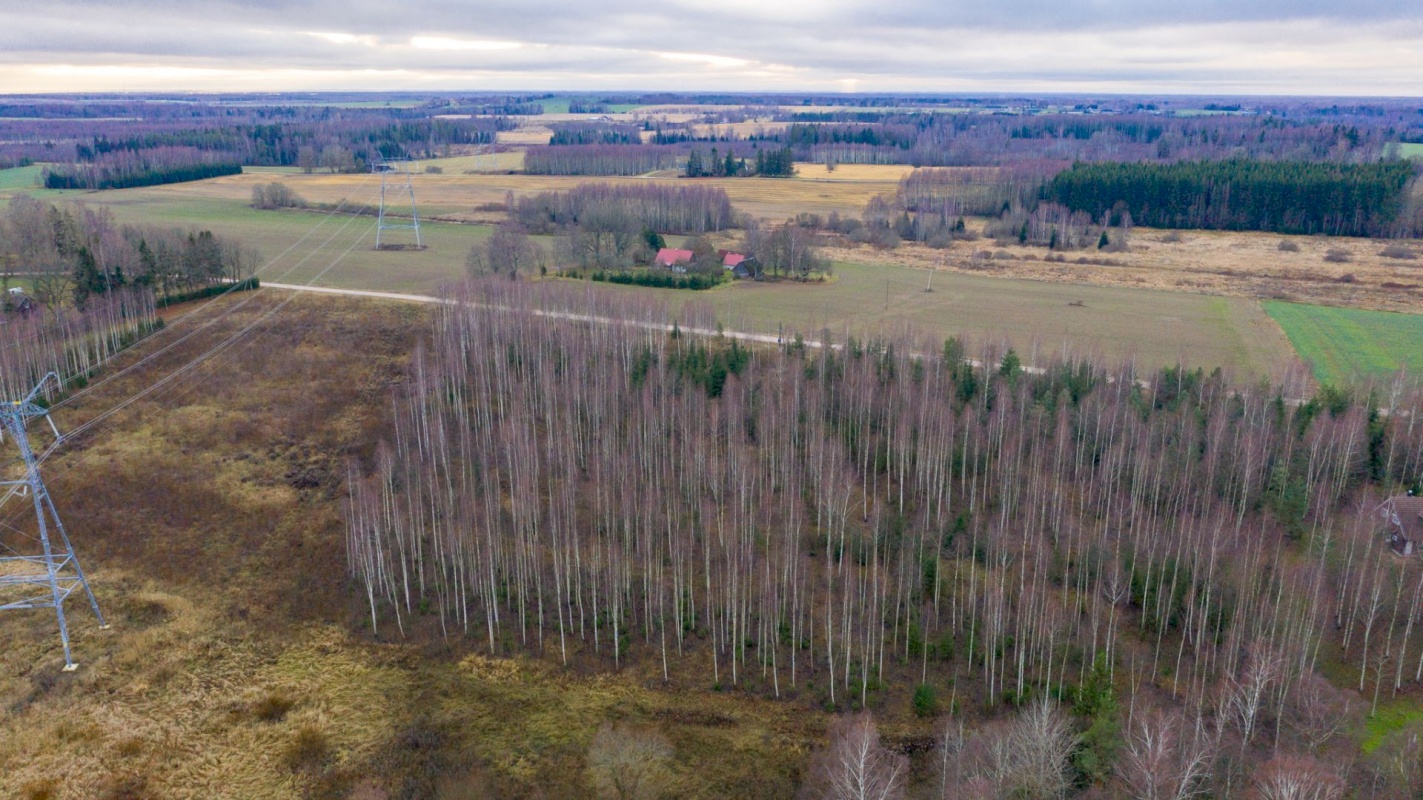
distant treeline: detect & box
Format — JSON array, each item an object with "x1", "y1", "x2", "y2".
[
  {"x1": 523, "y1": 144, "x2": 684, "y2": 176},
  {"x1": 613, "y1": 106, "x2": 1423, "y2": 171},
  {"x1": 510, "y1": 183, "x2": 736, "y2": 235},
  {"x1": 43, "y1": 148, "x2": 242, "y2": 190},
  {"x1": 549, "y1": 123, "x2": 643, "y2": 146},
  {"x1": 1046, "y1": 159, "x2": 1421, "y2": 237},
  {"x1": 0, "y1": 101, "x2": 514, "y2": 184},
  {"x1": 684, "y1": 146, "x2": 795, "y2": 177}
]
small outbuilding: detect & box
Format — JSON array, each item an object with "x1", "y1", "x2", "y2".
[
  {"x1": 719, "y1": 251, "x2": 757, "y2": 279},
  {"x1": 4, "y1": 286, "x2": 35, "y2": 314},
  {"x1": 1382, "y1": 494, "x2": 1423, "y2": 556}
]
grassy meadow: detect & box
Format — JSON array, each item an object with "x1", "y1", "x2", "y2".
[
  {"x1": 590, "y1": 261, "x2": 1300, "y2": 381},
  {"x1": 1264, "y1": 300, "x2": 1423, "y2": 386},
  {"x1": 0, "y1": 165, "x2": 44, "y2": 191},
  {"x1": 0, "y1": 168, "x2": 1304, "y2": 380}
]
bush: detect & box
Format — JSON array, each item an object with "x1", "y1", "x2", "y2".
[
  {"x1": 283, "y1": 724, "x2": 331, "y2": 771},
  {"x1": 926, "y1": 230, "x2": 954, "y2": 249},
  {"x1": 912, "y1": 683, "x2": 938, "y2": 717},
  {"x1": 100, "y1": 774, "x2": 150, "y2": 800},
  {"x1": 253, "y1": 691, "x2": 296, "y2": 722},
  {"x1": 251, "y1": 182, "x2": 306, "y2": 210},
  {"x1": 1324, "y1": 248, "x2": 1352, "y2": 263},
  {"x1": 1161, "y1": 231, "x2": 1183, "y2": 243},
  {"x1": 1380, "y1": 243, "x2": 1418, "y2": 260},
  {"x1": 869, "y1": 226, "x2": 901, "y2": 250},
  {"x1": 586, "y1": 724, "x2": 673, "y2": 800},
  {"x1": 1278, "y1": 239, "x2": 1301, "y2": 252},
  {"x1": 590, "y1": 270, "x2": 725, "y2": 291},
  {"x1": 424, "y1": 165, "x2": 444, "y2": 174},
  {"x1": 157, "y1": 276, "x2": 260, "y2": 308}
]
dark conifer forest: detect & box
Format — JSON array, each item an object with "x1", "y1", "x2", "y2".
[{"x1": 1047, "y1": 160, "x2": 1419, "y2": 238}]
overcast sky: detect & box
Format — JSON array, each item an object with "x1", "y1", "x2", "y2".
[{"x1": 3, "y1": 1, "x2": 1422, "y2": 96}]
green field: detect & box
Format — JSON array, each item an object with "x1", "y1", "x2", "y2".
[
  {"x1": 534, "y1": 97, "x2": 643, "y2": 114},
  {"x1": 1399, "y1": 143, "x2": 1423, "y2": 160},
  {"x1": 578, "y1": 262, "x2": 1297, "y2": 379},
  {"x1": 70, "y1": 190, "x2": 496, "y2": 294},
  {"x1": 1264, "y1": 301, "x2": 1423, "y2": 385},
  {"x1": 0, "y1": 165, "x2": 43, "y2": 191}
]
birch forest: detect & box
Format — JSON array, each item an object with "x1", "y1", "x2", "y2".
[
  {"x1": 0, "y1": 288, "x2": 158, "y2": 401},
  {"x1": 346, "y1": 279, "x2": 1423, "y2": 790}
]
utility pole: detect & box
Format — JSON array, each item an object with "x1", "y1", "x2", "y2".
[
  {"x1": 373, "y1": 159, "x2": 423, "y2": 250},
  {"x1": 0, "y1": 373, "x2": 107, "y2": 671}
]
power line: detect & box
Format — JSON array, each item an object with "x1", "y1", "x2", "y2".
[
  {"x1": 49, "y1": 180, "x2": 380, "y2": 414},
  {"x1": 0, "y1": 373, "x2": 107, "y2": 671},
  {"x1": 0, "y1": 188, "x2": 383, "y2": 566}
]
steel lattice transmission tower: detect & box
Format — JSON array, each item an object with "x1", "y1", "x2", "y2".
[
  {"x1": 0, "y1": 373, "x2": 107, "y2": 671},
  {"x1": 373, "y1": 159, "x2": 424, "y2": 250}
]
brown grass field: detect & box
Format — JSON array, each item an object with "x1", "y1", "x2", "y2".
[
  {"x1": 837, "y1": 224, "x2": 1423, "y2": 315},
  {"x1": 58, "y1": 162, "x2": 921, "y2": 224},
  {"x1": 0, "y1": 294, "x2": 859, "y2": 800}
]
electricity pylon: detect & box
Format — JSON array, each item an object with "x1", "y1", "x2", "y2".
[
  {"x1": 0, "y1": 373, "x2": 107, "y2": 671},
  {"x1": 373, "y1": 159, "x2": 423, "y2": 249}
]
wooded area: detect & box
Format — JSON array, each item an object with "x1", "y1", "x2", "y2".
[
  {"x1": 1047, "y1": 160, "x2": 1421, "y2": 238},
  {"x1": 0, "y1": 197, "x2": 258, "y2": 307},
  {"x1": 0, "y1": 288, "x2": 158, "y2": 402},
  {"x1": 346, "y1": 279, "x2": 1423, "y2": 794}
]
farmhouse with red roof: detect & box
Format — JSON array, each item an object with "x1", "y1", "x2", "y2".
[{"x1": 654, "y1": 248, "x2": 694, "y2": 272}]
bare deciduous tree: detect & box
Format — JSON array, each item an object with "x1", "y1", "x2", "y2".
[
  {"x1": 1007, "y1": 700, "x2": 1081, "y2": 800},
  {"x1": 807, "y1": 713, "x2": 907, "y2": 800},
  {"x1": 1223, "y1": 645, "x2": 1282, "y2": 750},
  {"x1": 1119, "y1": 710, "x2": 1216, "y2": 800},
  {"x1": 468, "y1": 222, "x2": 542, "y2": 279},
  {"x1": 1252, "y1": 756, "x2": 1345, "y2": 800},
  {"x1": 963, "y1": 701, "x2": 1080, "y2": 799},
  {"x1": 1285, "y1": 674, "x2": 1353, "y2": 753},
  {"x1": 586, "y1": 723, "x2": 674, "y2": 800},
  {"x1": 934, "y1": 718, "x2": 966, "y2": 799}
]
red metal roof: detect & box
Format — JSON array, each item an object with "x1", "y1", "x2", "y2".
[
  {"x1": 655, "y1": 248, "x2": 693, "y2": 265},
  {"x1": 722, "y1": 253, "x2": 747, "y2": 267}
]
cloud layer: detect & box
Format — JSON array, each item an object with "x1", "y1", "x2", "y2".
[{"x1": 3, "y1": 1, "x2": 1422, "y2": 94}]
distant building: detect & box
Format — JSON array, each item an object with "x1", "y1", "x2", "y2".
[
  {"x1": 719, "y1": 251, "x2": 756, "y2": 279},
  {"x1": 654, "y1": 248, "x2": 694, "y2": 272},
  {"x1": 5, "y1": 286, "x2": 35, "y2": 314},
  {"x1": 1382, "y1": 494, "x2": 1423, "y2": 556}
]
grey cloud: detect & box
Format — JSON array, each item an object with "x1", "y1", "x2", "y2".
[{"x1": 3, "y1": 0, "x2": 1422, "y2": 93}]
